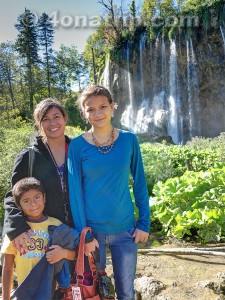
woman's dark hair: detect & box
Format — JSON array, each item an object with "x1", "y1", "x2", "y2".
[{"x1": 33, "y1": 98, "x2": 67, "y2": 130}]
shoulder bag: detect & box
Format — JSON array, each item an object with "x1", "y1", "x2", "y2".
[{"x1": 67, "y1": 227, "x2": 100, "y2": 300}]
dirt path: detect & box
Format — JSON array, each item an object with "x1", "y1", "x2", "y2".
[{"x1": 106, "y1": 236, "x2": 225, "y2": 300}]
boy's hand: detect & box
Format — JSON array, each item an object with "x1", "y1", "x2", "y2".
[
  {"x1": 12, "y1": 229, "x2": 35, "y2": 254},
  {"x1": 132, "y1": 228, "x2": 149, "y2": 244},
  {"x1": 46, "y1": 245, "x2": 65, "y2": 263}
]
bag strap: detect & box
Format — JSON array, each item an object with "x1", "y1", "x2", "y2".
[
  {"x1": 28, "y1": 146, "x2": 35, "y2": 177},
  {"x1": 75, "y1": 227, "x2": 97, "y2": 276}
]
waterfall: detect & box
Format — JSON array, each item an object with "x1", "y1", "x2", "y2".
[
  {"x1": 167, "y1": 40, "x2": 180, "y2": 144},
  {"x1": 134, "y1": 100, "x2": 151, "y2": 133},
  {"x1": 161, "y1": 39, "x2": 167, "y2": 102},
  {"x1": 187, "y1": 38, "x2": 200, "y2": 138},
  {"x1": 139, "y1": 33, "x2": 146, "y2": 101},
  {"x1": 102, "y1": 55, "x2": 110, "y2": 89},
  {"x1": 121, "y1": 42, "x2": 135, "y2": 129},
  {"x1": 220, "y1": 26, "x2": 225, "y2": 53}
]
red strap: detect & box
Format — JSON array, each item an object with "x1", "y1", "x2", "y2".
[{"x1": 75, "y1": 227, "x2": 97, "y2": 276}]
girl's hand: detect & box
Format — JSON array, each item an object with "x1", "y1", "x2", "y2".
[
  {"x1": 84, "y1": 238, "x2": 99, "y2": 256},
  {"x1": 12, "y1": 229, "x2": 35, "y2": 253},
  {"x1": 132, "y1": 228, "x2": 149, "y2": 244}
]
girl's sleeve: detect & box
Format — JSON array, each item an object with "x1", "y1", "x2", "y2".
[
  {"x1": 4, "y1": 149, "x2": 31, "y2": 241},
  {"x1": 130, "y1": 134, "x2": 150, "y2": 233},
  {"x1": 68, "y1": 140, "x2": 87, "y2": 234}
]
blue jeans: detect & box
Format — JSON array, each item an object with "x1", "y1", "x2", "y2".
[{"x1": 93, "y1": 228, "x2": 138, "y2": 300}]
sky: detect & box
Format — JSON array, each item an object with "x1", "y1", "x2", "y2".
[
  {"x1": 0, "y1": 0, "x2": 143, "y2": 52},
  {"x1": 0, "y1": 0, "x2": 104, "y2": 52}
]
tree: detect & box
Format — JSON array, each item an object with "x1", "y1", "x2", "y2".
[
  {"x1": 54, "y1": 45, "x2": 88, "y2": 98},
  {"x1": 37, "y1": 13, "x2": 55, "y2": 97},
  {"x1": 15, "y1": 8, "x2": 39, "y2": 113},
  {"x1": 130, "y1": 0, "x2": 136, "y2": 18},
  {"x1": 83, "y1": 25, "x2": 106, "y2": 83},
  {"x1": 142, "y1": 0, "x2": 157, "y2": 22},
  {"x1": 0, "y1": 42, "x2": 17, "y2": 109}
]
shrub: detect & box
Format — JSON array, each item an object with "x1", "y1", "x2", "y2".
[{"x1": 151, "y1": 167, "x2": 225, "y2": 243}]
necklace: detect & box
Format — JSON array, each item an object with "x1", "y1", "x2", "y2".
[{"x1": 92, "y1": 128, "x2": 115, "y2": 155}]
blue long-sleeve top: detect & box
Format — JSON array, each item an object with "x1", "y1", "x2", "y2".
[{"x1": 68, "y1": 130, "x2": 150, "y2": 235}]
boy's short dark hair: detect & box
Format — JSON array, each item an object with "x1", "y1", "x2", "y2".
[{"x1": 12, "y1": 177, "x2": 45, "y2": 207}]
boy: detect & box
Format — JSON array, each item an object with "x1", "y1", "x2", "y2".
[{"x1": 1, "y1": 177, "x2": 77, "y2": 300}]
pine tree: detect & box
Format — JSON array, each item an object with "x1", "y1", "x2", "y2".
[
  {"x1": 15, "y1": 8, "x2": 39, "y2": 112},
  {"x1": 130, "y1": 0, "x2": 136, "y2": 18},
  {"x1": 37, "y1": 13, "x2": 55, "y2": 97}
]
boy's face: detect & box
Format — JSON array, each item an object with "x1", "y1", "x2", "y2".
[{"x1": 19, "y1": 189, "x2": 46, "y2": 220}]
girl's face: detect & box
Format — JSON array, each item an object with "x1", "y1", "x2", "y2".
[
  {"x1": 40, "y1": 107, "x2": 66, "y2": 140},
  {"x1": 83, "y1": 95, "x2": 114, "y2": 128}
]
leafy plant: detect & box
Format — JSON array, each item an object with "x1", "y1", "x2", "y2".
[{"x1": 151, "y1": 167, "x2": 225, "y2": 243}]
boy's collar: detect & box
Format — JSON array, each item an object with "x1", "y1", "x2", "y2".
[{"x1": 26, "y1": 215, "x2": 48, "y2": 223}]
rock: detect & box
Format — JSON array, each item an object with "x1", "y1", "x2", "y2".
[
  {"x1": 217, "y1": 272, "x2": 225, "y2": 280},
  {"x1": 195, "y1": 280, "x2": 219, "y2": 294},
  {"x1": 134, "y1": 275, "x2": 165, "y2": 299},
  {"x1": 219, "y1": 281, "x2": 225, "y2": 295},
  {"x1": 216, "y1": 296, "x2": 225, "y2": 300},
  {"x1": 155, "y1": 296, "x2": 173, "y2": 300}
]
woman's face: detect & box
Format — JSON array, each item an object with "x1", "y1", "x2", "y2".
[
  {"x1": 83, "y1": 95, "x2": 114, "y2": 128},
  {"x1": 40, "y1": 107, "x2": 66, "y2": 140}
]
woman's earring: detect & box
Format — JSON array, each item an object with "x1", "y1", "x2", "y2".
[{"x1": 85, "y1": 118, "x2": 89, "y2": 124}]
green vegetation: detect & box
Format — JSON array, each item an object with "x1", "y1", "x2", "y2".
[
  {"x1": 140, "y1": 133, "x2": 225, "y2": 243},
  {"x1": 152, "y1": 168, "x2": 225, "y2": 243}
]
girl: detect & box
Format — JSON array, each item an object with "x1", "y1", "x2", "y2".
[{"x1": 68, "y1": 85, "x2": 150, "y2": 300}]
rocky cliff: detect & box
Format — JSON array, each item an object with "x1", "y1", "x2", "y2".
[{"x1": 103, "y1": 26, "x2": 225, "y2": 144}]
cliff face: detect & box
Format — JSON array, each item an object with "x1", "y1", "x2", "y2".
[{"x1": 104, "y1": 26, "x2": 225, "y2": 144}]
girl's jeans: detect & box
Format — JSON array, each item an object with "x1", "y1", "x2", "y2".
[{"x1": 93, "y1": 228, "x2": 138, "y2": 300}]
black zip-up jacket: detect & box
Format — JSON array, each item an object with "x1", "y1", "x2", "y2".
[{"x1": 4, "y1": 135, "x2": 73, "y2": 241}]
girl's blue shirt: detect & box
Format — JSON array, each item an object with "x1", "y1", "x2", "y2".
[{"x1": 68, "y1": 130, "x2": 150, "y2": 235}]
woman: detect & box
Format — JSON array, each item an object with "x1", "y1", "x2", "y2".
[
  {"x1": 68, "y1": 85, "x2": 150, "y2": 300},
  {"x1": 3, "y1": 98, "x2": 75, "y2": 297}
]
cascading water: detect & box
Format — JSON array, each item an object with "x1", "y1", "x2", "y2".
[
  {"x1": 134, "y1": 100, "x2": 151, "y2": 133},
  {"x1": 220, "y1": 25, "x2": 225, "y2": 53},
  {"x1": 139, "y1": 33, "x2": 146, "y2": 102},
  {"x1": 104, "y1": 25, "x2": 225, "y2": 144},
  {"x1": 132, "y1": 33, "x2": 150, "y2": 133},
  {"x1": 102, "y1": 55, "x2": 110, "y2": 90},
  {"x1": 187, "y1": 38, "x2": 200, "y2": 138},
  {"x1": 161, "y1": 39, "x2": 167, "y2": 103},
  {"x1": 167, "y1": 40, "x2": 180, "y2": 144}
]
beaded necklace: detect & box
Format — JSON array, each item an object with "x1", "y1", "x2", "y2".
[{"x1": 92, "y1": 128, "x2": 115, "y2": 155}]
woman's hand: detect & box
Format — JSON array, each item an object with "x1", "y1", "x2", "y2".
[
  {"x1": 46, "y1": 245, "x2": 77, "y2": 264},
  {"x1": 12, "y1": 230, "x2": 35, "y2": 254},
  {"x1": 84, "y1": 238, "x2": 99, "y2": 256},
  {"x1": 132, "y1": 228, "x2": 149, "y2": 244}
]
